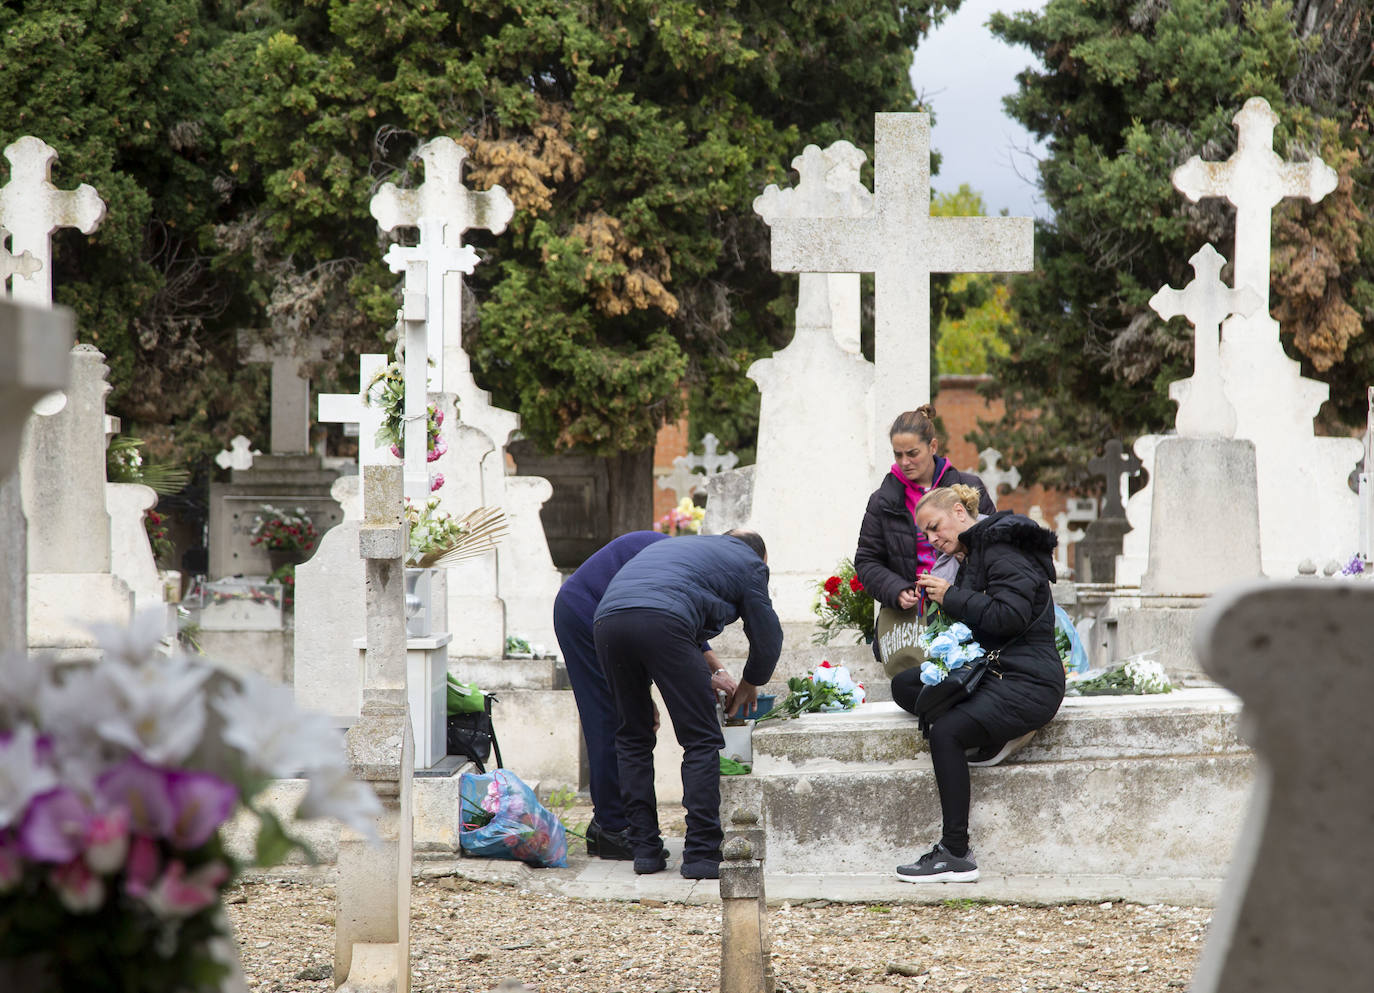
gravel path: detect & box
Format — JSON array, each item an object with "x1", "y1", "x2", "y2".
[{"x1": 226, "y1": 875, "x2": 1210, "y2": 993}]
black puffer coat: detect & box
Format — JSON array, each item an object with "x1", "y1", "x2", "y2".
[
  {"x1": 940, "y1": 511, "x2": 1065, "y2": 740},
  {"x1": 854, "y1": 462, "x2": 995, "y2": 609}
]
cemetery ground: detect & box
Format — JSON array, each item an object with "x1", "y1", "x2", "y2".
[{"x1": 228, "y1": 803, "x2": 1209, "y2": 993}]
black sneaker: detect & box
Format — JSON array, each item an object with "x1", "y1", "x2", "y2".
[
  {"x1": 895, "y1": 843, "x2": 979, "y2": 883},
  {"x1": 585, "y1": 820, "x2": 634, "y2": 860},
  {"x1": 680, "y1": 859, "x2": 721, "y2": 880},
  {"x1": 633, "y1": 846, "x2": 670, "y2": 875},
  {"x1": 967, "y1": 730, "x2": 1036, "y2": 768}
]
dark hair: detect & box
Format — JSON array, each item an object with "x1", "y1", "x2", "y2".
[
  {"x1": 725, "y1": 528, "x2": 766, "y2": 561},
  {"x1": 889, "y1": 405, "x2": 937, "y2": 443}
]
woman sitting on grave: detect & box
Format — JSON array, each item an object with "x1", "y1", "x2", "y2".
[
  {"x1": 887, "y1": 484, "x2": 1064, "y2": 883},
  {"x1": 855, "y1": 406, "x2": 995, "y2": 624}
]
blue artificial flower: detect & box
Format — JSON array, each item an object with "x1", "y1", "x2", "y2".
[
  {"x1": 927, "y1": 631, "x2": 959, "y2": 660},
  {"x1": 947, "y1": 622, "x2": 973, "y2": 643},
  {"x1": 919, "y1": 661, "x2": 946, "y2": 686}
]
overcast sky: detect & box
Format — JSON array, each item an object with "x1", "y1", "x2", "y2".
[{"x1": 910, "y1": 0, "x2": 1049, "y2": 220}]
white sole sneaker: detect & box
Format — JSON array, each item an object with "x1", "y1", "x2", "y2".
[
  {"x1": 967, "y1": 730, "x2": 1036, "y2": 768},
  {"x1": 894, "y1": 867, "x2": 980, "y2": 883}
]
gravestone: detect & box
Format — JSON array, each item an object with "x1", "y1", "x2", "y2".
[
  {"x1": 106, "y1": 482, "x2": 166, "y2": 621},
  {"x1": 656, "y1": 455, "x2": 702, "y2": 505},
  {"x1": 334, "y1": 465, "x2": 414, "y2": 992},
  {"x1": 764, "y1": 113, "x2": 1033, "y2": 468},
  {"x1": 371, "y1": 140, "x2": 559, "y2": 654},
  {"x1": 1190, "y1": 581, "x2": 1374, "y2": 993},
  {"x1": 0, "y1": 136, "x2": 106, "y2": 307},
  {"x1": 215, "y1": 435, "x2": 259, "y2": 471},
  {"x1": 0, "y1": 299, "x2": 73, "y2": 655},
  {"x1": 743, "y1": 140, "x2": 877, "y2": 617},
  {"x1": 1077, "y1": 440, "x2": 1140, "y2": 585},
  {"x1": 318, "y1": 354, "x2": 392, "y2": 469},
  {"x1": 207, "y1": 335, "x2": 342, "y2": 578},
  {"x1": 975, "y1": 447, "x2": 1021, "y2": 499},
  {"x1": 294, "y1": 476, "x2": 365, "y2": 715},
  {"x1": 20, "y1": 345, "x2": 133, "y2": 652},
  {"x1": 1121, "y1": 98, "x2": 1359, "y2": 581}
]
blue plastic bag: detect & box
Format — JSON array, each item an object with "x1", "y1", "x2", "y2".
[
  {"x1": 1054, "y1": 604, "x2": 1090, "y2": 674},
  {"x1": 459, "y1": 768, "x2": 568, "y2": 868}
]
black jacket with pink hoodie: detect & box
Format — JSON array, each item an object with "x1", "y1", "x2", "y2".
[{"x1": 854, "y1": 457, "x2": 995, "y2": 610}]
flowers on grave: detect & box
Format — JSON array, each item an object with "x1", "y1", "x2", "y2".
[
  {"x1": 107, "y1": 435, "x2": 191, "y2": 495},
  {"x1": 403, "y1": 496, "x2": 508, "y2": 568},
  {"x1": 1066, "y1": 655, "x2": 1174, "y2": 696},
  {"x1": 811, "y1": 558, "x2": 877, "y2": 645},
  {"x1": 248, "y1": 504, "x2": 317, "y2": 554},
  {"x1": 186, "y1": 578, "x2": 284, "y2": 611},
  {"x1": 0, "y1": 611, "x2": 381, "y2": 990},
  {"x1": 1340, "y1": 554, "x2": 1366, "y2": 576},
  {"x1": 916, "y1": 604, "x2": 985, "y2": 686},
  {"x1": 267, "y1": 564, "x2": 296, "y2": 611},
  {"x1": 653, "y1": 496, "x2": 704, "y2": 535},
  {"x1": 363, "y1": 361, "x2": 451, "y2": 482},
  {"x1": 144, "y1": 510, "x2": 175, "y2": 566},
  {"x1": 755, "y1": 661, "x2": 865, "y2": 723}
]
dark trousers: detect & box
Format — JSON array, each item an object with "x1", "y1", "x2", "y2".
[
  {"x1": 553, "y1": 592, "x2": 626, "y2": 831},
  {"x1": 892, "y1": 670, "x2": 994, "y2": 857},
  {"x1": 594, "y1": 608, "x2": 725, "y2": 863}
]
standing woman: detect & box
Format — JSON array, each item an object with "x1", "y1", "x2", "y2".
[
  {"x1": 895, "y1": 484, "x2": 1065, "y2": 883},
  {"x1": 855, "y1": 406, "x2": 995, "y2": 616}
]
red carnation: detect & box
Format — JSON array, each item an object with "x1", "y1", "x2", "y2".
[
  {"x1": 849, "y1": 576, "x2": 864, "y2": 593},
  {"x1": 823, "y1": 576, "x2": 841, "y2": 595}
]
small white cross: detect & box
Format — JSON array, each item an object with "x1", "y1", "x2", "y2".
[
  {"x1": 975, "y1": 448, "x2": 1022, "y2": 497},
  {"x1": 684, "y1": 433, "x2": 738, "y2": 477},
  {"x1": 215, "y1": 435, "x2": 260, "y2": 471},
  {"x1": 318, "y1": 354, "x2": 394, "y2": 468},
  {"x1": 656, "y1": 456, "x2": 702, "y2": 501},
  {"x1": 1150, "y1": 244, "x2": 1260, "y2": 438},
  {"x1": 0, "y1": 137, "x2": 106, "y2": 307}
]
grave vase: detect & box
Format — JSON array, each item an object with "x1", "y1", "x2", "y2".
[
  {"x1": 267, "y1": 546, "x2": 308, "y2": 574},
  {"x1": 405, "y1": 567, "x2": 436, "y2": 637}
]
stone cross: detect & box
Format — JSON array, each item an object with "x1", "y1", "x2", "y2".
[
  {"x1": 684, "y1": 433, "x2": 738, "y2": 477},
  {"x1": 387, "y1": 257, "x2": 433, "y2": 506},
  {"x1": 1026, "y1": 504, "x2": 1049, "y2": 530},
  {"x1": 1087, "y1": 439, "x2": 1141, "y2": 519},
  {"x1": 1191, "y1": 581, "x2": 1374, "y2": 993},
  {"x1": 1053, "y1": 511, "x2": 1084, "y2": 580},
  {"x1": 238, "y1": 333, "x2": 328, "y2": 455},
  {"x1": 214, "y1": 435, "x2": 260, "y2": 471},
  {"x1": 1150, "y1": 243, "x2": 1260, "y2": 439},
  {"x1": 371, "y1": 138, "x2": 514, "y2": 394},
  {"x1": 318, "y1": 354, "x2": 393, "y2": 468},
  {"x1": 975, "y1": 448, "x2": 1021, "y2": 497},
  {"x1": 755, "y1": 140, "x2": 872, "y2": 356},
  {"x1": 1, "y1": 226, "x2": 41, "y2": 286},
  {"x1": 0, "y1": 137, "x2": 106, "y2": 307},
  {"x1": 656, "y1": 455, "x2": 701, "y2": 502},
  {"x1": 765, "y1": 113, "x2": 1033, "y2": 464},
  {"x1": 1172, "y1": 97, "x2": 1337, "y2": 351}
]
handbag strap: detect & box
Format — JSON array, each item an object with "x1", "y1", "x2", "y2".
[{"x1": 985, "y1": 595, "x2": 1054, "y2": 660}]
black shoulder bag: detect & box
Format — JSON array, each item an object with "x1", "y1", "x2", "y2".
[
  {"x1": 915, "y1": 597, "x2": 1052, "y2": 733},
  {"x1": 446, "y1": 693, "x2": 504, "y2": 772}
]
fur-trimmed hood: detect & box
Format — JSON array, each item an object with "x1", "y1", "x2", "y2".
[{"x1": 960, "y1": 510, "x2": 1058, "y2": 583}]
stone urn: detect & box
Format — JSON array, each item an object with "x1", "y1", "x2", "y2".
[{"x1": 404, "y1": 567, "x2": 437, "y2": 637}]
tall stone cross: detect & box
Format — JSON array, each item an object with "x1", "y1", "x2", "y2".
[
  {"x1": 391, "y1": 258, "x2": 432, "y2": 506},
  {"x1": 1172, "y1": 97, "x2": 1337, "y2": 353},
  {"x1": 238, "y1": 332, "x2": 328, "y2": 455},
  {"x1": 1087, "y1": 439, "x2": 1141, "y2": 519},
  {"x1": 1, "y1": 226, "x2": 41, "y2": 287},
  {"x1": 765, "y1": 113, "x2": 1034, "y2": 464},
  {"x1": 0, "y1": 137, "x2": 106, "y2": 307},
  {"x1": 370, "y1": 137, "x2": 513, "y2": 394},
  {"x1": 684, "y1": 433, "x2": 738, "y2": 477},
  {"x1": 1150, "y1": 243, "x2": 1260, "y2": 439},
  {"x1": 755, "y1": 140, "x2": 872, "y2": 356},
  {"x1": 318, "y1": 354, "x2": 393, "y2": 468}
]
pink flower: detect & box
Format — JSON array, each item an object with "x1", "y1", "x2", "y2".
[
  {"x1": 140, "y1": 859, "x2": 230, "y2": 918},
  {"x1": 124, "y1": 834, "x2": 160, "y2": 898},
  {"x1": 83, "y1": 806, "x2": 131, "y2": 875},
  {"x1": 166, "y1": 770, "x2": 237, "y2": 849},
  {"x1": 18, "y1": 787, "x2": 91, "y2": 863},
  {"x1": 430, "y1": 473, "x2": 445, "y2": 492},
  {"x1": 390, "y1": 443, "x2": 402, "y2": 459},
  {"x1": 97, "y1": 756, "x2": 175, "y2": 839},
  {"x1": 50, "y1": 858, "x2": 105, "y2": 913},
  {"x1": 433, "y1": 409, "x2": 443, "y2": 426}
]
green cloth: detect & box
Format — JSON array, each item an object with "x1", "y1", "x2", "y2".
[
  {"x1": 719, "y1": 755, "x2": 752, "y2": 776},
  {"x1": 446, "y1": 675, "x2": 486, "y2": 715}
]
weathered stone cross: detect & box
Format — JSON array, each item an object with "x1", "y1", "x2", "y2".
[
  {"x1": 1172, "y1": 97, "x2": 1337, "y2": 352},
  {"x1": 237, "y1": 332, "x2": 329, "y2": 455},
  {"x1": 318, "y1": 354, "x2": 393, "y2": 469},
  {"x1": 976, "y1": 447, "x2": 1021, "y2": 497},
  {"x1": 1, "y1": 226, "x2": 41, "y2": 286},
  {"x1": 1150, "y1": 243, "x2": 1260, "y2": 439},
  {"x1": 656, "y1": 455, "x2": 702, "y2": 502},
  {"x1": 765, "y1": 113, "x2": 1033, "y2": 464},
  {"x1": 371, "y1": 137, "x2": 513, "y2": 394},
  {"x1": 684, "y1": 433, "x2": 738, "y2": 477},
  {"x1": 1087, "y1": 439, "x2": 1141, "y2": 519},
  {"x1": 0, "y1": 137, "x2": 106, "y2": 307}
]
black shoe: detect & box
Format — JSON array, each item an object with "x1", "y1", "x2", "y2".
[
  {"x1": 633, "y1": 846, "x2": 669, "y2": 875},
  {"x1": 585, "y1": 820, "x2": 635, "y2": 860},
  {"x1": 680, "y1": 859, "x2": 721, "y2": 880},
  {"x1": 895, "y1": 843, "x2": 979, "y2": 883}
]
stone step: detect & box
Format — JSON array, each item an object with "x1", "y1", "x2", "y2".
[
  {"x1": 720, "y1": 687, "x2": 1253, "y2": 881},
  {"x1": 748, "y1": 688, "x2": 1244, "y2": 770}
]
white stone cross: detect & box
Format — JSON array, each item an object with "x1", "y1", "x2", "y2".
[
  {"x1": 318, "y1": 354, "x2": 393, "y2": 469},
  {"x1": 755, "y1": 140, "x2": 872, "y2": 356},
  {"x1": 0, "y1": 137, "x2": 106, "y2": 307},
  {"x1": 238, "y1": 332, "x2": 328, "y2": 455},
  {"x1": 1172, "y1": 97, "x2": 1337, "y2": 350},
  {"x1": 684, "y1": 433, "x2": 738, "y2": 477},
  {"x1": 214, "y1": 435, "x2": 260, "y2": 471},
  {"x1": 975, "y1": 448, "x2": 1021, "y2": 497},
  {"x1": 394, "y1": 259, "x2": 432, "y2": 506},
  {"x1": 656, "y1": 455, "x2": 702, "y2": 501},
  {"x1": 765, "y1": 114, "x2": 1033, "y2": 464},
  {"x1": 1053, "y1": 510, "x2": 1084, "y2": 580},
  {"x1": 1, "y1": 225, "x2": 41, "y2": 286},
  {"x1": 370, "y1": 137, "x2": 514, "y2": 394},
  {"x1": 1150, "y1": 243, "x2": 1260, "y2": 439}
]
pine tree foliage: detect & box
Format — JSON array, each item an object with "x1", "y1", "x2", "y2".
[{"x1": 979, "y1": 0, "x2": 1374, "y2": 484}]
